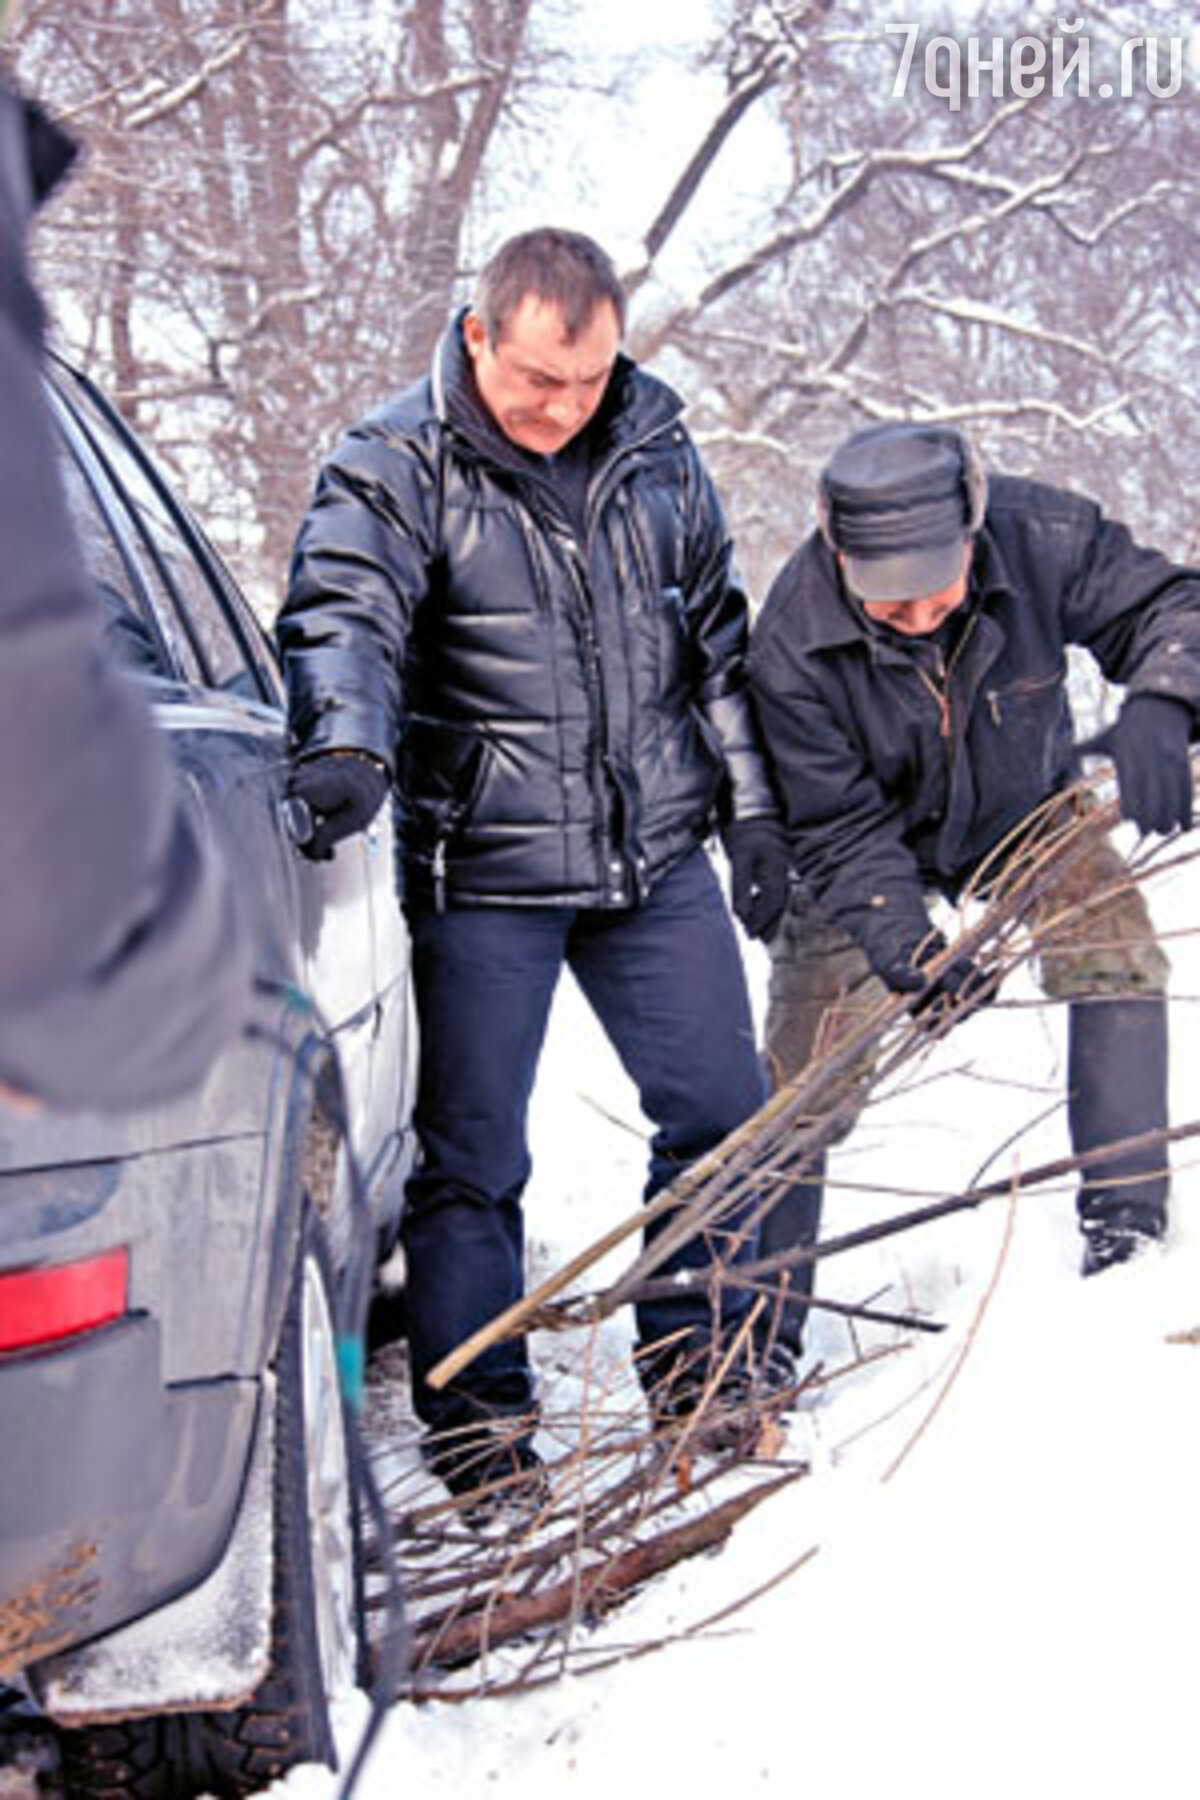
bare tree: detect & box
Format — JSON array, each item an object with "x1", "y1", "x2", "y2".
[
  {"x1": 11, "y1": 0, "x2": 1198, "y2": 606},
  {"x1": 13, "y1": 0, "x2": 537, "y2": 593},
  {"x1": 617, "y1": 2, "x2": 1200, "y2": 593}
]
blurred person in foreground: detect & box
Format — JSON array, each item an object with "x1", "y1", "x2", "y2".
[
  {"x1": 0, "y1": 47, "x2": 249, "y2": 1111},
  {"x1": 277, "y1": 227, "x2": 785, "y2": 1507},
  {"x1": 747, "y1": 421, "x2": 1200, "y2": 1322}
]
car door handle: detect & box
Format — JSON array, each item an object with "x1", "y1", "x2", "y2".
[{"x1": 280, "y1": 794, "x2": 316, "y2": 849}]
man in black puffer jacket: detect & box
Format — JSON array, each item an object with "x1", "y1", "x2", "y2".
[
  {"x1": 277, "y1": 229, "x2": 785, "y2": 1503},
  {"x1": 748, "y1": 421, "x2": 1200, "y2": 1319}
]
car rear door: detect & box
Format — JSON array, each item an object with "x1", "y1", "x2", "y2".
[{"x1": 48, "y1": 363, "x2": 415, "y2": 1245}]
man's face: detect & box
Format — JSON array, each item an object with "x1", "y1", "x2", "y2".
[
  {"x1": 464, "y1": 294, "x2": 620, "y2": 455},
  {"x1": 844, "y1": 545, "x2": 973, "y2": 637}
]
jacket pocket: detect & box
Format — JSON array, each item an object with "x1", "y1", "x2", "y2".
[
  {"x1": 983, "y1": 663, "x2": 1064, "y2": 728},
  {"x1": 401, "y1": 716, "x2": 492, "y2": 817},
  {"x1": 399, "y1": 718, "x2": 493, "y2": 904},
  {"x1": 655, "y1": 584, "x2": 689, "y2": 692},
  {"x1": 976, "y1": 663, "x2": 1073, "y2": 818}
]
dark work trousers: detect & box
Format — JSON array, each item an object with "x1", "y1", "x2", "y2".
[{"x1": 401, "y1": 846, "x2": 768, "y2": 1438}]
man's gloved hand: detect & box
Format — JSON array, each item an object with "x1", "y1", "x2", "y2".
[
  {"x1": 723, "y1": 816, "x2": 791, "y2": 941},
  {"x1": 910, "y1": 951, "x2": 997, "y2": 1023},
  {"x1": 1108, "y1": 693, "x2": 1195, "y2": 835},
  {"x1": 287, "y1": 750, "x2": 390, "y2": 862},
  {"x1": 878, "y1": 932, "x2": 998, "y2": 1025}
]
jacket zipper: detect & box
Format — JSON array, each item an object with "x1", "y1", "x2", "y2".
[
  {"x1": 575, "y1": 431, "x2": 687, "y2": 901},
  {"x1": 560, "y1": 534, "x2": 627, "y2": 898},
  {"x1": 583, "y1": 421, "x2": 683, "y2": 547},
  {"x1": 912, "y1": 614, "x2": 978, "y2": 741}
]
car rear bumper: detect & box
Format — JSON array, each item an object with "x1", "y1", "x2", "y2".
[{"x1": 0, "y1": 1312, "x2": 257, "y2": 1679}]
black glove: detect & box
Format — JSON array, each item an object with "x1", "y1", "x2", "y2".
[
  {"x1": 911, "y1": 952, "x2": 997, "y2": 1023},
  {"x1": 878, "y1": 932, "x2": 998, "y2": 1025},
  {"x1": 724, "y1": 816, "x2": 791, "y2": 941},
  {"x1": 287, "y1": 751, "x2": 390, "y2": 861},
  {"x1": 1108, "y1": 693, "x2": 1194, "y2": 835}
]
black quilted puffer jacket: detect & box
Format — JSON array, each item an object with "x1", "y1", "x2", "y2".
[{"x1": 277, "y1": 311, "x2": 774, "y2": 908}]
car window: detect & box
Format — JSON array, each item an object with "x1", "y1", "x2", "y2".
[
  {"x1": 48, "y1": 364, "x2": 276, "y2": 704},
  {"x1": 82, "y1": 416, "x2": 247, "y2": 690},
  {"x1": 54, "y1": 434, "x2": 182, "y2": 681}
]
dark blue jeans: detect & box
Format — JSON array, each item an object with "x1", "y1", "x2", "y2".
[{"x1": 401, "y1": 848, "x2": 767, "y2": 1434}]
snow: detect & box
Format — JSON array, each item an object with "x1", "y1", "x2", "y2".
[{"x1": 264, "y1": 839, "x2": 1200, "y2": 1800}]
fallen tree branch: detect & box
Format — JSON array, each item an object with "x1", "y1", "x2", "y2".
[
  {"x1": 585, "y1": 1114, "x2": 1200, "y2": 1316},
  {"x1": 408, "y1": 1467, "x2": 803, "y2": 1673}
]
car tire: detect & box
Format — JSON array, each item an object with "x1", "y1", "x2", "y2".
[{"x1": 58, "y1": 1205, "x2": 365, "y2": 1798}]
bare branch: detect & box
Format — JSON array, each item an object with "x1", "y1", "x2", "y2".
[
  {"x1": 630, "y1": 92, "x2": 1044, "y2": 361},
  {"x1": 624, "y1": 46, "x2": 791, "y2": 294},
  {"x1": 124, "y1": 25, "x2": 254, "y2": 129}
]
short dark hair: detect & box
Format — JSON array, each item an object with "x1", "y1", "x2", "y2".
[{"x1": 474, "y1": 228, "x2": 626, "y2": 345}]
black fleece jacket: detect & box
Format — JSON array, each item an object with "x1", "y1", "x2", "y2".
[{"x1": 749, "y1": 475, "x2": 1200, "y2": 976}]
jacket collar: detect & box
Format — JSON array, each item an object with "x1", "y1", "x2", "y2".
[
  {"x1": 969, "y1": 526, "x2": 1017, "y2": 611},
  {"x1": 795, "y1": 518, "x2": 1017, "y2": 655}
]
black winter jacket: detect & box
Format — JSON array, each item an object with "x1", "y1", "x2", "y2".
[
  {"x1": 0, "y1": 84, "x2": 249, "y2": 1109},
  {"x1": 278, "y1": 313, "x2": 774, "y2": 908},
  {"x1": 748, "y1": 474, "x2": 1200, "y2": 977}
]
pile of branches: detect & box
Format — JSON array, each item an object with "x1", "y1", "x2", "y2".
[
  {"x1": 372, "y1": 767, "x2": 1200, "y2": 1695},
  {"x1": 368, "y1": 1356, "x2": 823, "y2": 1695}
]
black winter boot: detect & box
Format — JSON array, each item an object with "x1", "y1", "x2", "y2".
[
  {"x1": 1068, "y1": 995, "x2": 1169, "y2": 1276},
  {"x1": 754, "y1": 1151, "x2": 825, "y2": 1367},
  {"x1": 423, "y1": 1420, "x2": 549, "y2": 1526}
]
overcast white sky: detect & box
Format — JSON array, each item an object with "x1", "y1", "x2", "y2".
[{"x1": 474, "y1": 0, "x2": 787, "y2": 285}]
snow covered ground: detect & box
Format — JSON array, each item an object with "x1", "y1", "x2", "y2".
[{"x1": 266, "y1": 833, "x2": 1200, "y2": 1800}]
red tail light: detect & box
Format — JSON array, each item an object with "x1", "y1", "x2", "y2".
[{"x1": 0, "y1": 1248, "x2": 129, "y2": 1352}]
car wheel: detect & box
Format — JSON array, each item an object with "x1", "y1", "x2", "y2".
[{"x1": 58, "y1": 1206, "x2": 365, "y2": 1798}]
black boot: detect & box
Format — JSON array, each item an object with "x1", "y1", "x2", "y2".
[
  {"x1": 422, "y1": 1413, "x2": 548, "y2": 1525},
  {"x1": 1068, "y1": 995, "x2": 1169, "y2": 1276},
  {"x1": 754, "y1": 1150, "x2": 825, "y2": 1375}
]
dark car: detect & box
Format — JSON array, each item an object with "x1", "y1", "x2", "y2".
[{"x1": 0, "y1": 357, "x2": 418, "y2": 1795}]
